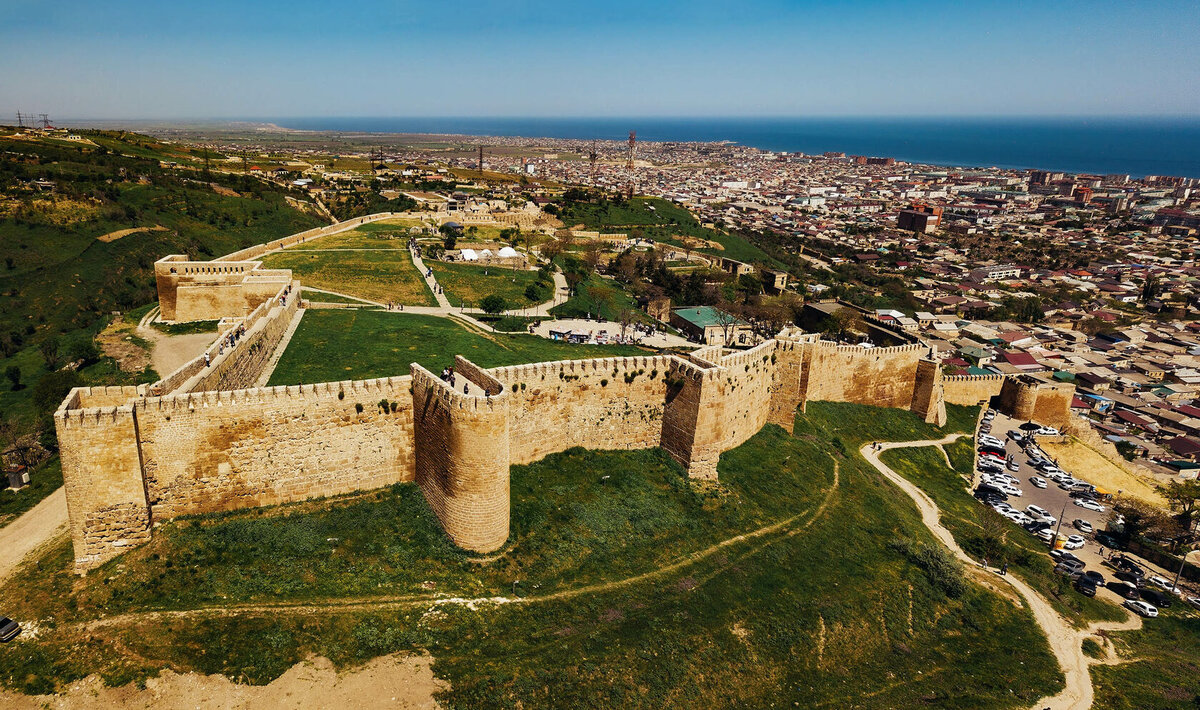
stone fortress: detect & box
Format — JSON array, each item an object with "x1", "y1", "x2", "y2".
[{"x1": 54, "y1": 215, "x2": 1076, "y2": 572}]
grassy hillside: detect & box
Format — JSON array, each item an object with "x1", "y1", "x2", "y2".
[
  {"x1": 267, "y1": 310, "x2": 649, "y2": 385},
  {"x1": 558, "y1": 196, "x2": 779, "y2": 266},
  {"x1": 879, "y1": 444, "x2": 1125, "y2": 625},
  {"x1": 0, "y1": 402, "x2": 1064, "y2": 707},
  {"x1": 0, "y1": 132, "x2": 325, "y2": 469}
]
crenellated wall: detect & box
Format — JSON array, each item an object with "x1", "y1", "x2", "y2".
[
  {"x1": 57, "y1": 329, "x2": 988, "y2": 570},
  {"x1": 797, "y1": 341, "x2": 929, "y2": 410},
  {"x1": 943, "y1": 373, "x2": 1007, "y2": 407},
  {"x1": 488, "y1": 355, "x2": 672, "y2": 466}
]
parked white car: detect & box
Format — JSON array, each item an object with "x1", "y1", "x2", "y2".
[
  {"x1": 1124, "y1": 599, "x2": 1158, "y2": 618},
  {"x1": 1148, "y1": 575, "x2": 1180, "y2": 594},
  {"x1": 1074, "y1": 499, "x2": 1105, "y2": 512},
  {"x1": 1064, "y1": 535, "x2": 1085, "y2": 550},
  {"x1": 1036, "y1": 426, "x2": 1060, "y2": 436},
  {"x1": 1026, "y1": 505, "x2": 1057, "y2": 525},
  {"x1": 1073, "y1": 519, "x2": 1094, "y2": 534},
  {"x1": 1030, "y1": 476, "x2": 1047, "y2": 489}
]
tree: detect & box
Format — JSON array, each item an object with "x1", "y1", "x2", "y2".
[
  {"x1": 713, "y1": 306, "x2": 742, "y2": 346},
  {"x1": 822, "y1": 307, "x2": 862, "y2": 341},
  {"x1": 480, "y1": 294, "x2": 507, "y2": 315},
  {"x1": 1158, "y1": 479, "x2": 1200, "y2": 533},
  {"x1": 1108, "y1": 498, "x2": 1174, "y2": 545},
  {"x1": 4, "y1": 366, "x2": 19, "y2": 391},
  {"x1": 734, "y1": 273, "x2": 763, "y2": 305},
  {"x1": 39, "y1": 337, "x2": 60, "y2": 370},
  {"x1": 582, "y1": 242, "x2": 603, "y2": 273},
  {"x1": 66, "y1": 336, "x2": 100, "y2": 366},
  {"x1": 1141, "y1": 274, "x2": 1162, "y2": 303}
]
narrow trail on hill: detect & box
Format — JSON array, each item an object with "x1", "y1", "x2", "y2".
[
  {"x1": 81, "y1": 457, "x2": 840, "y2": 631},
  {"x1": 861, "y1": 436, "x2": 1142, "y2": 710}
]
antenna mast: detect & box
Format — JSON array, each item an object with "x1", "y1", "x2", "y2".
[
  {"x1": 626, "y1": 130, "x2": 636, "y2": 169},
  {"x1": 588, "y1": 140, "x2": 598, "y2": 185},
  {"x1": 478, "y1": 145, "x2": 484, "y2": 177}
]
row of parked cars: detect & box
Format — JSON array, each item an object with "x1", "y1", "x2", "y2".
[
  {"x1": 974, "y1": 410, "x2": 1161, "y2": 614},
  {"x1": 972, "y1": 410, "x2": 1175, "y2": 616}
]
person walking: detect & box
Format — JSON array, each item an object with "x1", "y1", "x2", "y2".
[{"x1": 1001, "y1": 562, "x2": 1008, "y2": 576}]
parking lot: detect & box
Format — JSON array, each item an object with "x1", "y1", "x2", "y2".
[{"x1": 975, "y1": 410, "x2": 1190, "y2": 611}]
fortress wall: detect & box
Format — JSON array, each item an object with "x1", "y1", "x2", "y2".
[
  {"x1": 800, "y1": 341, "x2": 927, "y2": 410},
  {"x1": 766, "y1": 339, "x2": 805, "y2": 432},
  {"x1": 55, "y1": 395, "x2": 152, "y2": 572},
  {"x1": 73, "y1": 385, "x2": 146, "y2": 409},
  {"x1": 157, "y1": 282, "x2": 297, "y2": 396},
  {"x1": 1030, "y1": 383, "x2": 1074, "y2": 429},
  {"x1": 487, "y1": 355, "x2": 673, "y2": 466},
  {"x1": 997, "y1": 377, "x2": 1074, "y2": 429},
  {"x1": 716, "y1": 341, "x2": 779, "y2": 451},
  {"x1": 660, "y1": 357, "x2": 724, "y2": 479},
  {"x1": 943, "y1": 374, "x2": 1007, "y2": 406},
  {"x1": 134, "y1": 377, "x2": 416, "y2": 522},
  {"x1": 911, "y1": 358, "x2": 947, "y2": 426},
  {"x1": 215, "y1": 213, "x2": 403, "y2": 263},
  {"x1": 412, "y1": 365, "x2": 510, "y2": 552},
  {"x1": 174, "y1": 278, "x2": 285, "y2": 323}
]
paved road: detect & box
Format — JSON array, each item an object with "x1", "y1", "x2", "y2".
[{"x1": 0, "y1": 487, "x2": 68, "y2": 583}]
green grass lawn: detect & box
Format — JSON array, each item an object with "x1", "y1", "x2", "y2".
[
  {"x1": 260, "y1": 249, "x2": 435, "y2": 306},
  {"x1": 550, "y1": 273, "x2": 650, "y2": 323},
  {"x1": 879, "y1": 444, "x2": 1125, "y2": 626},
  {"x1": 267, "y1": 310, "x2": 649, "y2": 385},
  {"x1": 299, "y1": 289, "x2": 374, "y2": 305},
  {"x1": 285, "y1": 227, "x2": 411, "y2": 251},
  {"x1": 0, "y1": 402, "x2": 1062, "y2": 706},
  {"x1": 1092, "y1": 613, "x2": 1200, "y2": 709},
  {"x1": 427, "y1": 260, "x2": 542, "y2": 306}
]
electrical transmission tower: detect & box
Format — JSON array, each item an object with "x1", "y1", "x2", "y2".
[
  {"x1": 588, "y1": 140, "x2": 598, "y2": 185},
  {"x1": 626, "y1": 130, "x2": 636, "y2": 169},
  {"x1": 39, "y1": 114, "x2": 51, "y2": 129},
  {"x1": 15, "y1": 111, "x2": 25, "y2": 129}
]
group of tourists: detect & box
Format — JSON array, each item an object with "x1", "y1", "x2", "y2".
[{"x1": 203, "y1": 323, "x2": 248, "y2": 367}]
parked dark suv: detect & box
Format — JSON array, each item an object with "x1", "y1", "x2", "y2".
[
  {"x1": 1140, "y1": 587, "x2": 1173, "y2": 608},
  {"x1": 0, "y1": 617, "x2": 20, "y2": 642}
]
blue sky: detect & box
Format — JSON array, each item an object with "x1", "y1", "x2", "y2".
[{"x1": 1, "y1": 0, "x2": 1198, "y2": 119}]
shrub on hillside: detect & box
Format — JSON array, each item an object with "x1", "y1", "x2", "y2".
[
  {"x1": 890, "y1": 538, "x2": 967, "y2": 598},
  {"x1": 480, "y1": 294, "x2": 508, "y2": 314}
]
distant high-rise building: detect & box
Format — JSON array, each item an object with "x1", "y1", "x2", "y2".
[{"x1": 897, "y1": 204, "x2": 943, "y2": 233}]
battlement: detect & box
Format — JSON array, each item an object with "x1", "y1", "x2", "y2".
[
  {"x1": 943, "y1": 373, "x2": 1007, "y2": 383},
  {"x1": 718, "y1": 339, "x2": 777, "y2": 369}
]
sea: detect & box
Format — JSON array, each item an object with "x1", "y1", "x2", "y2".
[{"x1": 270, "y1": 116, "x2": 1200, "y2": 179}]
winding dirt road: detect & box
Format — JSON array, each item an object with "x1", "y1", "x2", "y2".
[
  {"x1": 861, "y1": 437, "x2": 1141, "y2": 710},
  {"x1": 0, "y1": 488, "x2": 68, "y2": 583}
]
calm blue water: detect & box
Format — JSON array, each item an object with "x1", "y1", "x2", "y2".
[{"x1": 272, "y1": 116, "x2": 1200, "y2": 178}]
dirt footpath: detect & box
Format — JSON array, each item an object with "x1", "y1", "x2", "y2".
[
  {"x1": 862, "y1": 437, "x2": 1142, "y2": 710},
  {"x1": 0, "y1": 487, "x2": 67, "y2": 583},
  {"x1": 1, "y1": 653, "x2": 446, "y2": 709}
]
